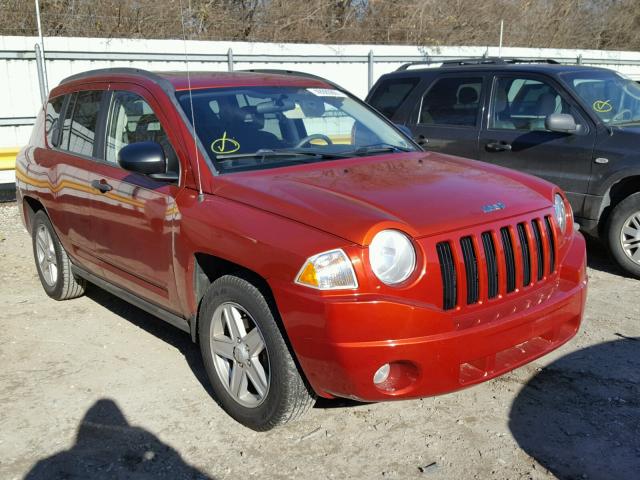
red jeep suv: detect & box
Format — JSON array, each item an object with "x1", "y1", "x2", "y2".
[{"x1": 16, "y1": 68, "x2": 587, "y2": 430}]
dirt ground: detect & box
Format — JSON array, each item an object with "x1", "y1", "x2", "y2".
[{"x1": 0, "y1": 202, "x2": 638, "y2": 480}]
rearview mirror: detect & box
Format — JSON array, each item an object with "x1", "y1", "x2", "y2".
[
  {"x1": 545, "y1": 113, "x2": 582, "y2": 134},
  {"x1": 256, "y1": 98, "x2": 295, "y2": 114},
  {"x1": 118, "y1": 141, "x2": 166, "y2": 176}
]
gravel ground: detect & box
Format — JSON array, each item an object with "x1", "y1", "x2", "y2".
[{"x1": 0, "y1": 202, "x2": 638, "y2": 480}]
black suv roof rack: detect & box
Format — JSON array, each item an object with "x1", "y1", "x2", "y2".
[{"x1": 396, "y1": 57, "x2": 561, "y2": 71}]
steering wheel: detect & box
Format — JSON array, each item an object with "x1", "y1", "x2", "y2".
[
  {"x1": 294, "y1": 134, "x2": 333, "y2": 149},
  {"x1": 611, "y1": 109, "x2": 632, "y2": 123}
]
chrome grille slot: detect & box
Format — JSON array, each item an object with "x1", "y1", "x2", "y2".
[
  {"x1": 437, "y1": 242, "x2": 457, "y2": 311},
  {"x1": 517, "y1": 223, "x2": 532, "y2": 287},
  {"x1": 460, "y1": 236, "x2": 479, "y2": 305},
  {"x1": 500, "y1": 227, "x2": 517, "y2": 293},
  {"x1": 544, "y1": 216, "x2": 556, "y2": 273},
  {"x1": 531, "y1": 219, "x2": 545, "y2": 280},
  {"x1": 481, "y1": 232, "x2": 499, "y2": 299}
]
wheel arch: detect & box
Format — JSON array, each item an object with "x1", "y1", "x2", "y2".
[
  {"x1": 191, "y1": 253, "x2": 277, "y2": 342},
  {"x1": 598, "y1": 175, "x2": 640, "y2": 236},
  {"x1": 191, "y1": 252, "x2": 311, "y2": 387},
  {"x1": 22, "y1": 195, "x2": 46, "y2": 234}
]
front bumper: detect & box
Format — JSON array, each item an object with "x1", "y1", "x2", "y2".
[{"x1": 272, "y1": 231, "x2": 587, "y2": 402}]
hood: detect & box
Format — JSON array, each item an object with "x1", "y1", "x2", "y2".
[{"x1": 213, "y1": 152, "x2": 553, "y2": 245}]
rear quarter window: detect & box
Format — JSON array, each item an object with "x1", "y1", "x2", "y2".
[
  {"x1": 45, "y1": 96, "x2": 65, "y2": 147},
  {"x1": 368, "y1": 77, "x2": 420, "y2": 118}
]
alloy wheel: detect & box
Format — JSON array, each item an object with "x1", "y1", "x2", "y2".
[
  {"x1": 620, "y1": 211, "x2": 640, "y2": 265},
  {"x1": 209, "y1": 302, "x2": 270, "y2": 408},
  {"x1": 35, "y1": 225, "x2": 58, "y2": 286}
]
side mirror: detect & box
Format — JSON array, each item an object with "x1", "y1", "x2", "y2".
[
  {"x1": 118, "y1": 141, "x2": 168, "y2": 177},
  {"x1": 545, "y1": 113, "x2": 582, "y2": 134}
]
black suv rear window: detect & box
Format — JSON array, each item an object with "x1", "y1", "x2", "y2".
[
  {"x1": 368, "y1": 77, "x2": 419, "y2": 118},
  {"x1": 419, "y1": 77, "x2": 483, "y2": 127}
]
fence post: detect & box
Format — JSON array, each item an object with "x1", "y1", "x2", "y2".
[
  {"x1": 577, "y1": 54, "x2": 582, "y2": 65},
  {"x1": 34, "y1": 44, "x2": 47, "y2": 105},
  {"x1": 227, "y1": 48, "x2": 234, "y2": 72},
  {"x1": 368, "y1": 50, "x2": 374, "y2": 91}
]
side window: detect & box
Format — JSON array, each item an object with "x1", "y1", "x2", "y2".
[
  {"x1": 60, "y1": 93, "x2": 77, "y2": 151},
  {"x1": 64, "y1": 91, "x2": 103, "y2": 157},
  {"x1": 490, "y1": 76, "x2": 572, "y2": 131},
  {"x1": 368, "y1": 77, "x2": 420, "y2": 118},
  {"x1": 105, "y1": 91, "x2": 179, "y2": 175},
  {"x1": 419, "y1": 77, "x2": 483, "y2": 127},
  {"x1": 45, "y1": 95, "x2": 65, "y2": 147}
]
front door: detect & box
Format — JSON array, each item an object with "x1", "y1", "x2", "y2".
[
  {"x1": 408, "y1": 74, "x2": 486, "y2": 159},
  {"x1": 88, "y1": 86, "x2": 183, "y2": 312},
  {"x1": 478, "y1": 74, "x2": 596, "y2": 212}
]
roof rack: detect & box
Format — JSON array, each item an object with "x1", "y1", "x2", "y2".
[
  {"x1": 241, "y1": 69, "x2": 346, "y2": 91},
  {"x1": 396, "y1": 57, "x2": 561, "y2": 71}
]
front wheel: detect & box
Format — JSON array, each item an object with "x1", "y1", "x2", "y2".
[
  {"x1": 198, "y1": 275, "x2": 315, "y2": 430},
  {"x1": 606, "y1": 192, "x2": 640, "y2": 278}
]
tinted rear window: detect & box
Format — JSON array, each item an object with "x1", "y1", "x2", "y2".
[{"x1": 368, "y1": 77, "x2": 419, "y2": 118}]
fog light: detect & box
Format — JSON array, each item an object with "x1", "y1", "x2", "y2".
[{"x1": 373, "y1": 363, "x2": 391, "y2": 384}]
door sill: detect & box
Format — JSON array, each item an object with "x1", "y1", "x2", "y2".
[{"x1": 71, "y1": 264, "x2": 191, "y2": 335}]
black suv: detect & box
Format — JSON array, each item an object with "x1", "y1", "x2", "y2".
[{"x1": 367, "y1": 58, "x2": 640, "y2": 278}]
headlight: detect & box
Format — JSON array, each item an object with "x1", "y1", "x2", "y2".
[
  {"x1": 554, "y1": 193, "x2": 567, "y2": 233},
  {"x1": 295, "y1": 249, "x2": 358, "y2": 290},
  {"x1": 369, "y1": 230, "x2": 417, "y2": 285}
]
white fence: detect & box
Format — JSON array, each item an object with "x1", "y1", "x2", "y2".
[{"x1": 2, "y1": 35, "x2": 640, "y2": 148}]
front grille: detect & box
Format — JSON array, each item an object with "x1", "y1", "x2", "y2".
[{"x1": 437, "y1": 215, "x2": 557, "y2": 310}]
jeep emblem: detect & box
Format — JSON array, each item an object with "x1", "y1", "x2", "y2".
[{"x1": 482, "y1": 202, "x2": 506, "y2": 213}]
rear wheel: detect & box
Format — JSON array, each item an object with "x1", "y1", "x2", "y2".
[
  {"x1": 198, "y1": 275, "x2": 315, "y2": 430},
  {"x1": 606, "y1": 192, "x2": 640, "y2": 278},
  {"x1": 31, "y1": 210, "x2": 86, "y2": 300}
]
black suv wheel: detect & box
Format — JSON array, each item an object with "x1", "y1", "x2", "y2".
[{"x1": 607, "y1": 192, "x2": 640, "y2": 278}]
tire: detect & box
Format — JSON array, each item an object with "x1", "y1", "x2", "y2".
[
  {"x1": 606, "y1": 192, "x2": 640, "y2": 278},
  {"x1": 31, "y1": 210, "x2": 86, "y2": 300},
  {"x1": 198, "y1": 275, "x2": 315, "y2": 430}
]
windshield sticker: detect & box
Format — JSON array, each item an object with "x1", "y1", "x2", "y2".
[
  {"x1": 307, "y1": 88, "x2": 347, "y2": 98},
  {"x1": 593, "y1": 100, "x2": 613, "y2": 113},
  {"x1": 211, "y1": 132, "x2": 240, "y2": 154}
]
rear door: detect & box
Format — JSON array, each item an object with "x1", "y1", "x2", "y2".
[
  {"x1": 478, "y1": 74, "x2": 596, "y2": 211},
  {"x1": 39, "y1": 90, "x2": 106, "y2": 275},
  {"x1": 88, "y1": 85, "x2": 183, "y2": 312},
  {"x1": 406, "y1": 74, "x2": 486, "y2": 158}
]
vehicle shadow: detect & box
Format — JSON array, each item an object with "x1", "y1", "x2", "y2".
[
  {"x1": 85, "y1": 286, "x2": 216, "y2": 398},
  {"x1": 584, "y1": 235, "x2": 633, "y2": 278},
  {"x1": 509, "y1": 338, "x2": 640, "y2": 480},
  {"x1": 84, "y1": 286, "x2": 352, "y2": 411},
  {"x1": 24, "y1": 398, "x2": 213, "y2": 480}
]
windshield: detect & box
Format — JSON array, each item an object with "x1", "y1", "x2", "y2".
[
  {"x1": 176, "y1": 86, "x2": 416, "y2": 172},
  {"x1": 562, "y1": 70, "x2": 640, "y2": 126}
]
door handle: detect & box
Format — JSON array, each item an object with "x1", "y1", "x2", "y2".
[
  {"x1": 415, "y1": 134, "x2": 429, "y2": 148},
  {"x1": 485, "y1": 141, "x2": 512, "y2": 152},
  {"x1": 91, "y1": 179, "x2": 113, "y2": 193}
]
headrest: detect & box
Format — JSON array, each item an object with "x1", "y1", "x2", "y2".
[{"x1": 458, "y1": 87, "x2": 478, "y2": 105}]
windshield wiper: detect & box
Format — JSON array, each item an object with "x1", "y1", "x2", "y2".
[
  {"x1": 216, "y1": 149, "x2": 350, "y2": 163},
  {"x1": 349, "y1": 143, "x2": 413, "y2": 156}
]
